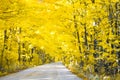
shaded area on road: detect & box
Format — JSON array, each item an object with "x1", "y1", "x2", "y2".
[{"x1": 0, "y1": 62, "x2": 82, "y2": 80}]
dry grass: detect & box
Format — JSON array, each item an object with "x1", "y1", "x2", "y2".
[
  {"x1": 69, "y1": 66, "x2": 120, "y2": 80},
  {"x1": 0, "y1": 72, "x2": 8, "y2": 77},
  {"x1": 68, "y1": 66, "x2": 88, "y2": 80},
  {"x1": 115, "y1": 74, "x2": 120, "y2": 80}
]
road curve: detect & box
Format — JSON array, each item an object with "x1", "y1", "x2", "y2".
[{"x1": 0, "y1": 62, "x2": 82, "y2": 80}]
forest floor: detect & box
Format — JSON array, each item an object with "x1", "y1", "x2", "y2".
[{"x1": 0, "y1": 62, "x2": 82, "y2": 80}]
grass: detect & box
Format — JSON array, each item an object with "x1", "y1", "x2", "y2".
[
  {"x1": 68, "y1": 65, "x2": 88, "y2": 80},
  {"x1": 68, "y1": 64, "x2": 120, "y2": 80},
  {"x1": 114, "y1": 74, "x2": 120, "y2": 80},
  {"x1": 0, "y1": 72, "x2": 8, "y2": 77}
]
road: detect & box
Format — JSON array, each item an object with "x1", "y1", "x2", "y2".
[{"x1": 0, "y1": 62, "x2": 82, "y2": 80}]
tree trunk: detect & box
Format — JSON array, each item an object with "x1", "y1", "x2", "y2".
[
  {"x1": 0, "y1": 30, "x2": 7, "y2": 72},
  {"x1": 84, "y1": 24, "x2": 88, "y2": 47},
  {"x1": 74, "y1": 15, "x2": 81, "y2": 53},
  {"x1": 18, "y1": 27, "x2": 21, "y2": 62}
]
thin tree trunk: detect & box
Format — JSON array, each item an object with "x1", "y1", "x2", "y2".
[
  {"x1": 0, "y1": 30, "x2": 7, "y2": 72},
  {"x1": 18, "y1": 27, "x2": 21, "y2": 62},
  {"x1": 74, "y1": 15, "x2": 81, "y2": 53},
  {"x1": 84, "y1": 24, "x2": 88, "y2": 47},
  {"x1": 18, "y1": 42, "x2": 21, "y2": 62}
]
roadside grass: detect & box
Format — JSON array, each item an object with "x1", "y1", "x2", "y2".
[
  {"x1": 68, "y1": 64, "x2": 120, "y2": 80},
  {"x1": 115, "y1": 74, "x2": 120, "y2": 80},
  {"x1": 0, "y1": 72, "x2": 8, "y2": 77}
]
